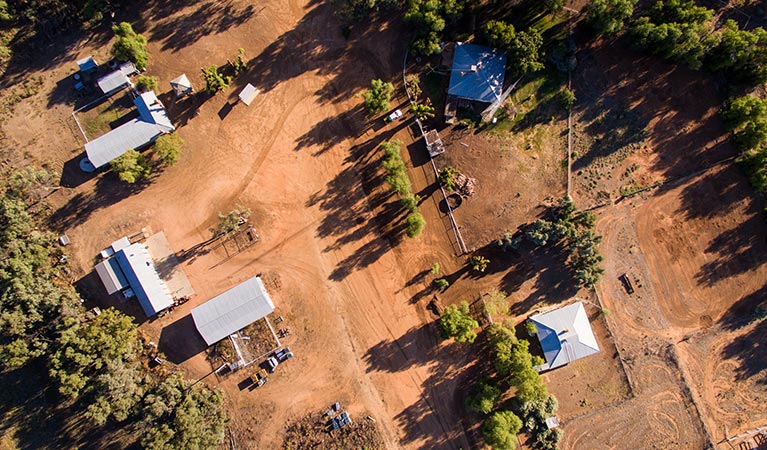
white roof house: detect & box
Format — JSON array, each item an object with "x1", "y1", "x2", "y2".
[
  {"x1": 530, "y1": 302, "x2": 600, "y2": 371},
  {"x1": 94, "y1": 242, "x2": 174, "y2": 317},
  {"x1": 191, "y1": 276, "x2": 275, "y2": 346},
  {"x1": 84, "y1": 90, "x2": 175, "y2": 169},
  {"x1": 238, "y1": 83, "x2": 260, "y2": 106}
]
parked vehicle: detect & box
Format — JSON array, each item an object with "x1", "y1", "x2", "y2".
[
  {"x1": 264, "y1": 356, "x2": 279, "y2": 373},
  {"x1": 384, "y1": 109, "x2": 402, "y2": 123}
]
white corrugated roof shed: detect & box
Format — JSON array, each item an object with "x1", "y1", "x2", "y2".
[
  {"x1": 84, "y1": 90, "x2": 174, "y2": 169},
  {"x1": 85, "y1": 119, "x2": 165, "y2": 168},
  {"x1": 191, "y1": 276, "x2": 275, "y2": 346},
  {"x1": 530, "y1": 301, "x2": 600, "y2": 371},
  {"x1": 94, "y1": 257, "x2": 128, "y2": 294},
  {"x1": 238, "y1": 83, "x2": 260, "y2": 106},
  {"x1": 97, "y1": 70, "x2": 131, "y2": 94}
]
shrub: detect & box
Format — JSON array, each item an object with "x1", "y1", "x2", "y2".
[
  {"x1": 406, "y1": 212, "x2": 426, "y2": 238},
  {"x1": 438, "y1": 166, "x2": 460, "y2": 191},
  {"x1": 111, "y1": 22, "x2": 148, "y2": 70},
  {"x1": 201, "y1": 65, "x2": 231, "y2": 94},
  {"x1": 136, "y1": 75, "x2": 158, "y2": 92},
  {"x1": 153, "y1": 133, "x2": 183, "y2": 166},
  {"x1": 469, "y1": 255, "x2": 490, "y2": 272},
  {"x1": 430, "y1": 262, "x2": 440, "y2": 275},
  {"x1": 466, "y1": 380, "x2": 501, "y2": 414},
  {"x1": 433, "y1": 278, "x2": 449, "y2": 290},
  {"x1": 559, "y1": 88, "x2": 576, "y2": 109},
  {"x1": 438, "y1": 301, "x2": 478, "y2": 343},
  {"x1": 110, "y1": 149, "x2": 151, "y2": 183},
  {"x1": 229, "y1": 48, "x2": 247, "y2": 75},
  {"x1": 524, "y1": 320, "x2": 538, "y2": 337}
]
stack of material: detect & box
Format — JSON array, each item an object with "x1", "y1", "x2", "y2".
[{"x1": 455, "y1": 173, "x2": 477, "y2": 198}]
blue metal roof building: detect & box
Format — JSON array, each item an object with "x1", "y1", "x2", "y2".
[
  {"x1": 448, "y1": 42, "x2": 507, "y2": 103},
  {"x1": 530, "y1": 302, "x2": 600, "y2": 371},
  {"x1": 77, "y1": 56, "x2": 98, "y2": 74}
]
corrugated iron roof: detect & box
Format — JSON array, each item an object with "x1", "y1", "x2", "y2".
[
  {"x1": 447, "y1": 42, "x2": 507, "y2": 103},
  {"x1": 531, "y1": 302, "x2": 600, "y2": 371},
  {"x1": 191, "y1": 276, "x2": 275, "y2": 346},
  {"x1": 113, "y1": 243, "x2": 174, "y2": 317}
]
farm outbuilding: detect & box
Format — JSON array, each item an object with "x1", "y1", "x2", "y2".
[
  {"x1": 447, "y1": 42, "x2": 506, "y2": 104},
  {"x1": 84, "y1": 91, "x2": 175, "y2": 169},
  {"x1": 96, "y1": 62, "x2": 138, "y2": 95},
  {"x1": 77, "y1": 55, "x2": 98, "y2": 74},
  {"x1": 238, "y1": 83, "x2": 260, "y2": 106},
  {"x1": 191, "y1": 276, "x2": 275, "y2": 346},
  {"x1": 170, "y1": 73, "x2": 193, "y2": 97},
  {"x1": 94, "y1": 242, "x2": 174, "y2": 317},
  {"x1": 530, "y1": 301, "x2": 600, "y2": 371}
]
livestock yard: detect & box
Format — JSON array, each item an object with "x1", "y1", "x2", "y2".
[{"x1": 0, "y1": 0, "x2": 766, "y2": 449}]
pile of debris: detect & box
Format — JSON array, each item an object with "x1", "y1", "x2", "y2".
[
  {"x1": 454, "y1": 173, "x2": 477, "y2": 198},
  {"x1": 283, "y1": 405, "x2": 383, "y2": 450}
]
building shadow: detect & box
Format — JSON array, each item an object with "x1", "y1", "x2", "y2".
[
  {"x1": 158, "y1": 314, "x2": 207, "y2": 364},
  {"x1": 59, "y1": 152, "x2": 99, "y2": 188}
]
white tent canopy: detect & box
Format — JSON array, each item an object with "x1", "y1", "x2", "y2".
[
  {"x1": 170, "y1": 74, "x2": 193, "y2": 96},
  {"x1": 238, "y1": 83, "x2": 260, "y2": 106}
]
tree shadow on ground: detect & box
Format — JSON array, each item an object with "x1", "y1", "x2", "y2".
[
  {"x1": 163, "y1": 90, "x2": 211, "y2": 129},
  {"x1": 158, "y1": 314, "x2": 208, "y2": 364},
  {"x1": 220, "y1": 4, "x2": 402, "y2": 110},
  {"x1": 719, "y1": 284, "x2": 767, "y2": 332},
  {"x1": 572, "y1": 38, "x2": 737, "y2": 180},
  {"x1": 294, "y1": 107, "x2": 368, "y2": 155},
  {"x1": 3, "y1": 15, "x2": 113, "y2": 93},
  {"x1": 50, "y1": 169, "x2": 155, "y2": 232},
  {"x1": 148, "y1": 0, "x2": 259, "y2": 53},
  {"x1": 305, "y1": 120, "x2": 414, "y2": 281},
  {"x1": 74, "y1": 272, "x2": 150, "y2": 326},
  {"x1": 363, "y1": 322, "x2": 480, "y2": 448},
  {"x1": 665, "y1": 165, "x2": 767, "y2": 287},
  {"x1": 720, "y1": 287, "x2": 767, "y2": 384}
]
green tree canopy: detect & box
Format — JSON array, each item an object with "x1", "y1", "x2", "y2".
[
  {"x1": 484, "y1": 20, "x2": 544, "y2": 76},
  {"x1": 0, "y1": 194, "x2": 80, "y2": 369},
  {"x1": 405, "y1": 0, "x2": 446, "y2": 56},
  {"x1": 49, "y1": 308, "x2": 139, "y2": 398},
  {"x1": 201, "y1": 65, "x2": 231, "y2": 94},
  {"x1": 111, "y1": 22, "x2": 149, "y2": 71},
  {"x1": 362, "y1": 79, "x2": 394, "y2": 115},
  {"x1": 584, "y1": 0, "x2": 637, "y2": 36},
  {"x1": 110, "y1": 149, "x2": 152, "y2": 183},
  {"x1": 466, "y1": 379, "x2": 501, "y2": 414},
  {"x1": 153, "y1": 133, "x2": 184, "y2": 166},
  {"x1": 483, "y1": 410, "x2": 523, "y2": 450},
  {"x1": 438, "y1": 301, "x2": 478, "y2": 343},
  {"x1": 495, "y1": 339, "x2": 549, "y2": 404},
  {"x1": 136, "y1": 75, "x2": 158, "y2": 92},
  {"x1": 141, "y1": 374, "x2": 227, "y2": 450},
  {"x1": 406, "y1": 212, "x2": 426, "y2": 238},
  {"x1": 706, "y1": 21, "x2": 767, "y2": 84}
]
